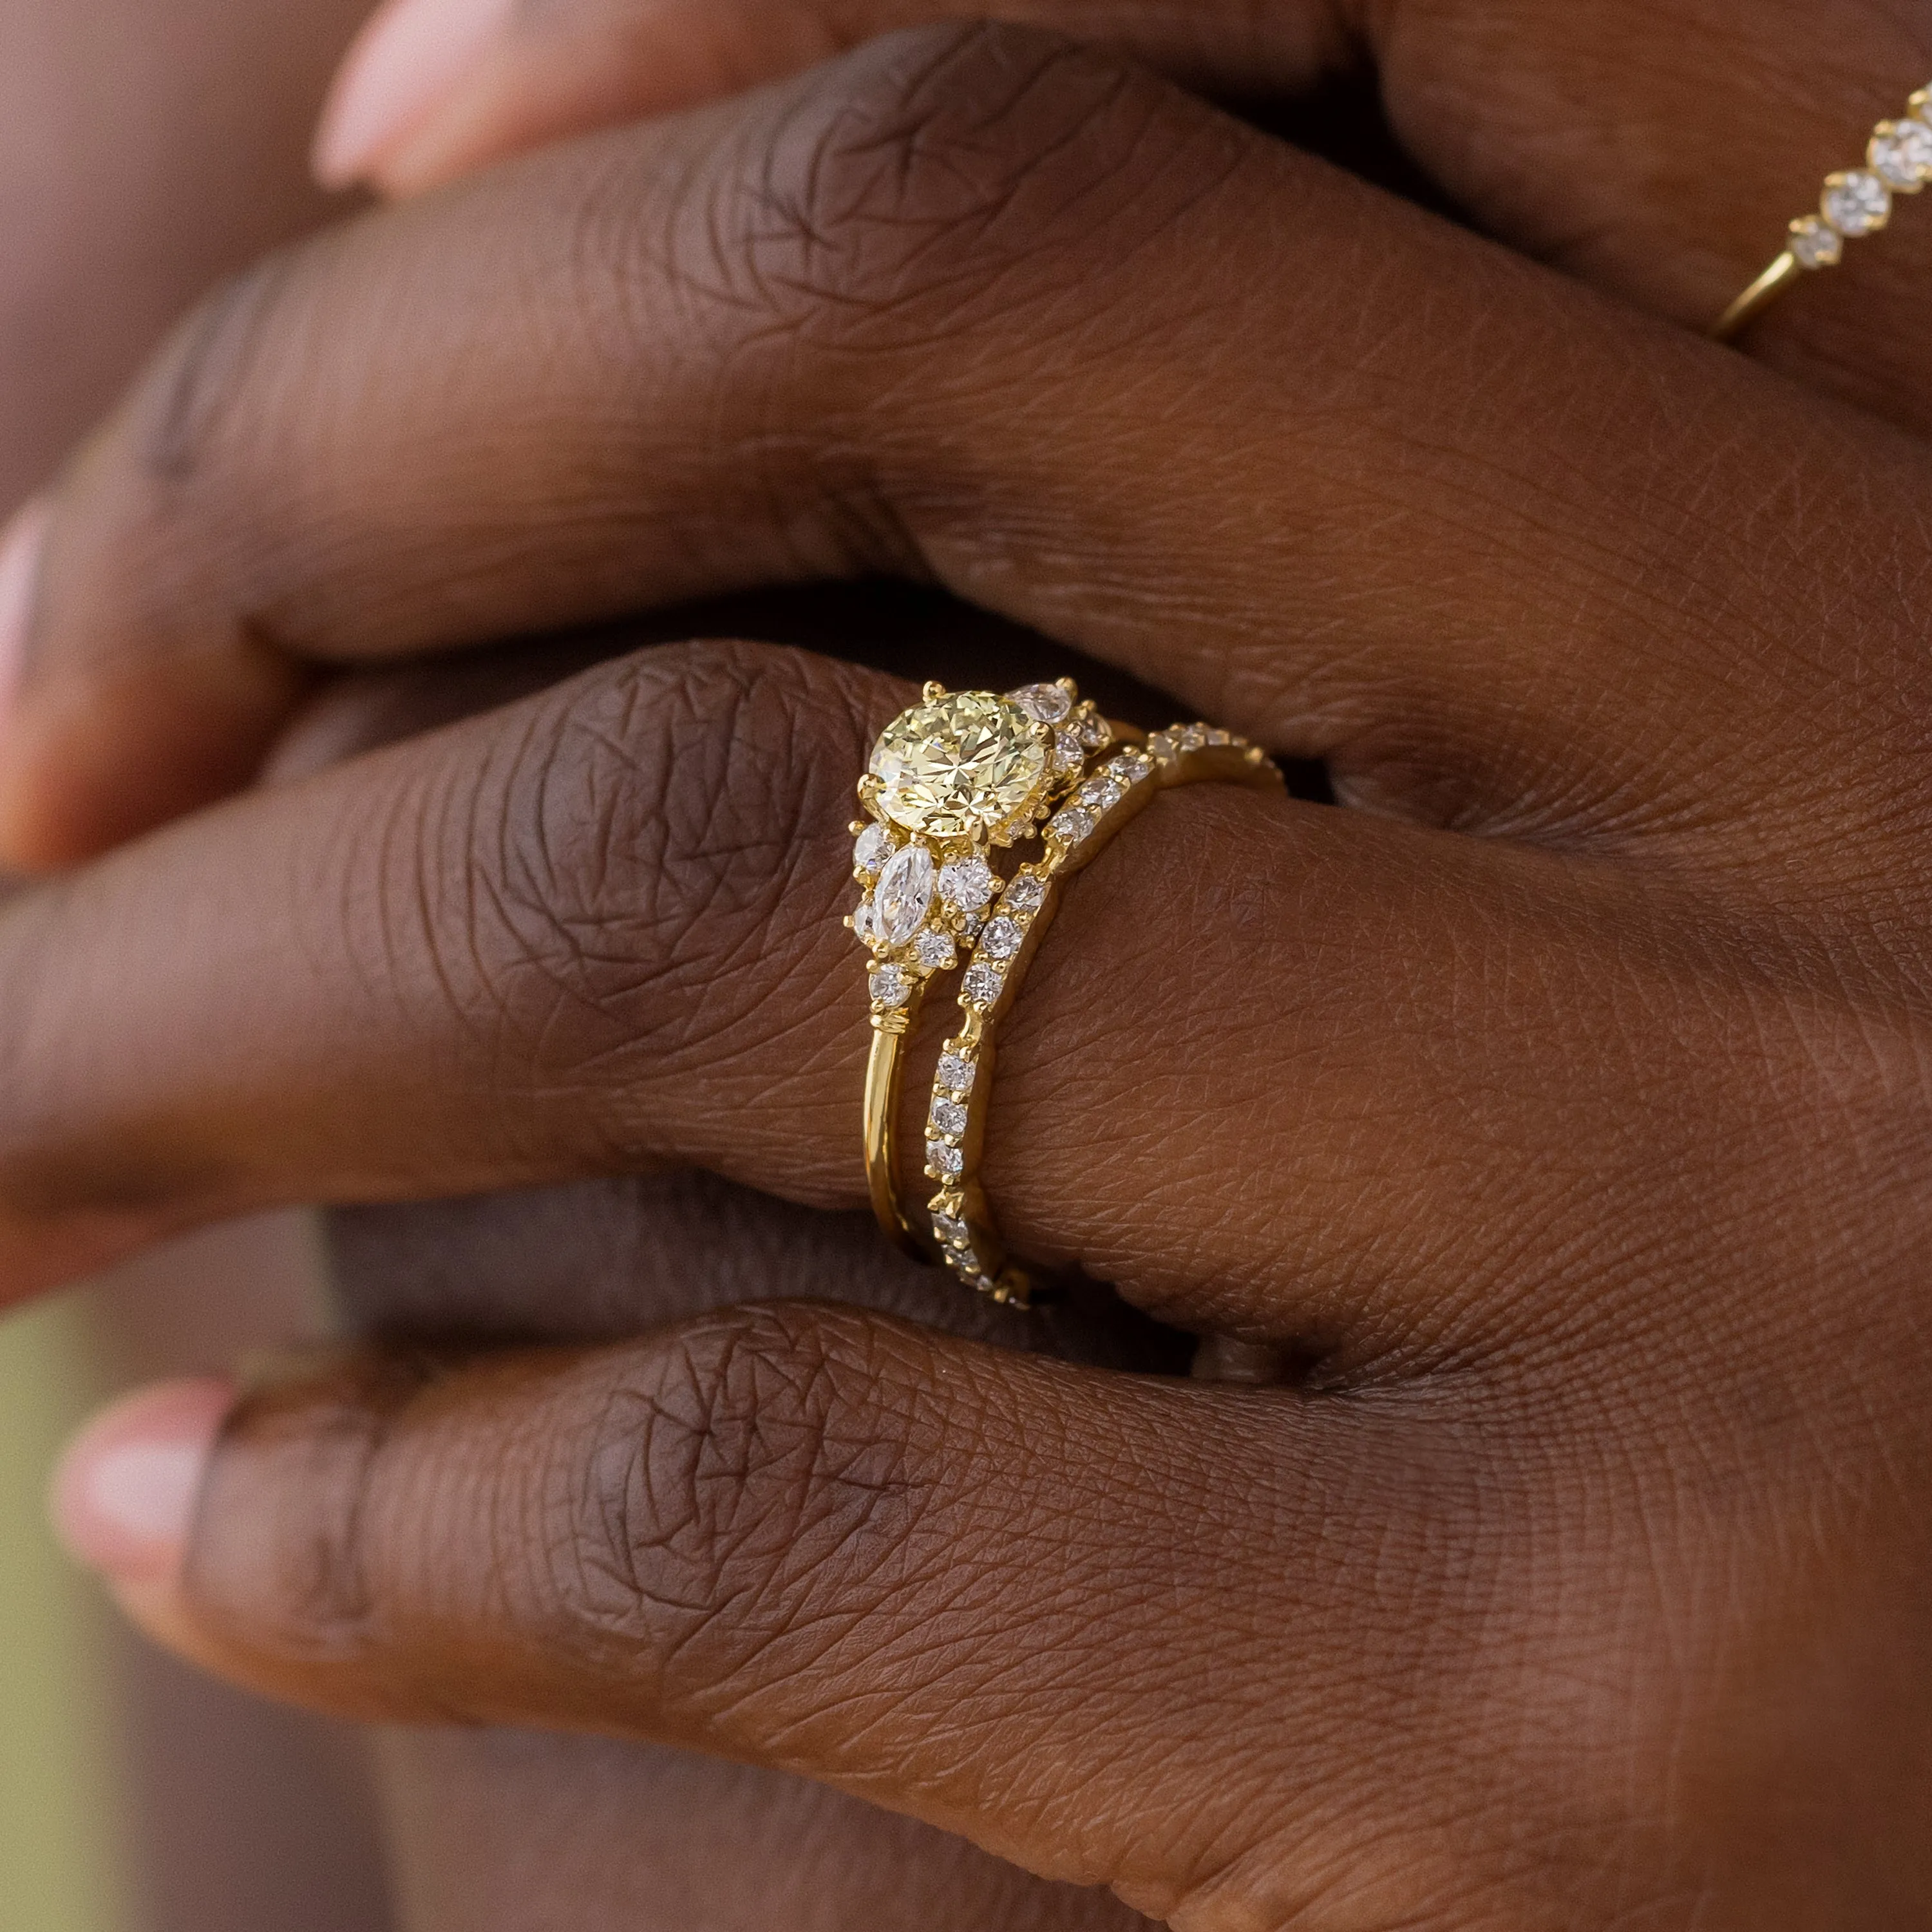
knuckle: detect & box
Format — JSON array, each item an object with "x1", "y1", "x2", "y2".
[
  {"x1": 551, "y1": 1307, "x2": 932, "y2": 1698},
  {"x1": 464, "y1": 641, "x2": 869, "y2": 1101},
  {"x1": 189, "y1": 1355, "x2": 432, "y2": 1668},
  {"x1": 703, "y1": 23, "x2": 1231, "y2": 355}
]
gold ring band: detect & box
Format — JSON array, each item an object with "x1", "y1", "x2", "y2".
[
  {"x1": 1712, "y1": 90, "x2": 1932, "y2": 341},
  {"x1": 851, "y1": 678, "x2": 1119, "y2": 1256},
  {"x1": 920, "y1": 723, "x2": 1282, "y2": 1304}
]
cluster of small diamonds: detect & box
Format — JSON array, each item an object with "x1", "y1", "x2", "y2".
[
  {"x1": 1786, "y1": 90, "x2": 1932, "y2": 270},
  {"x1": 850, "y1": 681, "x2": 1120, "y2": 1024},
  {"x1": 923, "y1": 722, "x2": 1268, "y2": 1298},
  {"x1": 851, "y1": 825, "x2": 998, "y2": 1018}
]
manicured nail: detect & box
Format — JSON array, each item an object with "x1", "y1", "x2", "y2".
[
  {"x1": 0, "y1": 497, "x2": 52, "y2": 750},
  {"x1": 50, "y1": 1381, "x2": 232, "y2": 1586},
  {"x1": 313, "y1": 0, "x2": 516, "y2": 189}
]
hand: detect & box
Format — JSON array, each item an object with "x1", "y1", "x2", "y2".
[
  {"x1": 13, "y1": 23, "x2": 1932, "y2": 1926},
  {"x1": 6, "y1": 10, "x2": 1932, "y2": 866}
]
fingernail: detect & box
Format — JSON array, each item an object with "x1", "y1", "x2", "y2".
[
  {"x1": 0, "y1": 497, "x2": 53, "y2": 748},
  {"x1": 50, "y1": 1381, "x2": 233, "y2": 1586},
  {"x1": 313, "y1": 0, "x2": 516, "y2": 189}
]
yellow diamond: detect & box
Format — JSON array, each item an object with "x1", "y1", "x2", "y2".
[{"x1": 868, "y1": 692, "x2": 1046, "y2": 838}]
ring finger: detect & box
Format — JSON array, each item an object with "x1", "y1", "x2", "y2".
[{"x1": 4, "y1": 24, "x2": 1927, "y2": 904}]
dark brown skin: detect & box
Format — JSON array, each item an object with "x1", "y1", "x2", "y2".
[{"x1": 11, "y1": 10, "x2": 1932, "y2": 1931}]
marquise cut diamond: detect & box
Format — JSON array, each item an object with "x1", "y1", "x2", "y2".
[{"x1": 875, "y1": 844, "x2": 936, "y2": 946}]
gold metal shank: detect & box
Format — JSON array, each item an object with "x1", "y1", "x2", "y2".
[
  {"x1": 849, "y1": 679, "x2": 1112, "y2": 1256},
  {"x1": 920, "y1": 726, "x2": 1285, "y2": 1305},
  {"x1": 1711, "y1": 83, "x2": 1932, "y2": 341}
]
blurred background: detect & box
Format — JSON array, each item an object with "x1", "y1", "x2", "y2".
[
  {"x1": 0, "y1": 1220, "x2": 393, "y2": 1932},
  {"x1": 1, "y1": 0, "x2": 390, "y2": 1918}
]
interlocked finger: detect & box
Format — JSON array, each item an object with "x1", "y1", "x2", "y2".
[{"x1": 8, "y1": 26, "x2": 1932, "y2": 911}]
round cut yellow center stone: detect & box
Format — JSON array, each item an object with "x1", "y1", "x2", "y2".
[{"x1": 869, "y1": 692, "x2": 1046, "y2": 838}]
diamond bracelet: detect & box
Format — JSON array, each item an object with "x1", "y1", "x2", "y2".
[
  {"x1": 1714, "y1": 88, "x2": 1932, "y2": 341},
  {"x1": 922, "y1": 725, "x2": 1283, "y2": 1305}
]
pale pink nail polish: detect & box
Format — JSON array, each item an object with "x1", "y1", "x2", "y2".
[
  {"x1": 0, "y1": 497, "x2": 52, "y2": 749},
  {"x1": 50, "y1": 1381, "x2": 232, "y2": 1585},
  {"x1": 314, "y1": 0, "x2": 518, "y2": 189}
]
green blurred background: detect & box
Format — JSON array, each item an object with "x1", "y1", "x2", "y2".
[
  {"x1": 0, "y1": 1219, "x2": 392, "y2": 1932},
  {"x1": 0, "y1": 1299, "x2": 125, "y2": 1932}
]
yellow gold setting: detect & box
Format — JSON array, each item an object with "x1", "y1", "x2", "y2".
[
  {"x1": 920, "y1": 723, "x2": 1285, "y2": 1305},
  {"x1": 1714, "y1": 85, "x2": 1932, "y2": 341},
  {"x1": 851, "y1": 678, "x2": 1113, "y2": 1254}
]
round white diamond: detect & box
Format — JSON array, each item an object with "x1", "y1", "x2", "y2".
[
  {"x1": 1052, "y1": 730, "x2": 1084, "y2": 773},
  {"x1": 1789, "y1": 214, "x2": 1844, "y2": 269},
  {"x1": 1871, "y1": 119, "x2": 1932, "y2": 190},
  {"x1": 1205, "y1": 728, "x2": 1233, "y2": 746},
  {"x1": 927, "y1": 1139, "x2": 964, "y2": 1177},
  {"x1": 929, "y1": 1097, "x2": 968, "y2": 1137},
  {"x1": 938, "y1": 857, "x2": 996, "y2": 911},
  {"x1": 1079, "y1": 774, "x2": 1123, "y2": 810},
  {"x1": 852, "y1": 898, "x2": 876, "y2": 945},
  {"x1": 869, "y1": 965, "x2": 911, "y2": 1007},
  {"x1": 1050, "y1": 807, "x2": 1095, "y2": 845},
  {"x1": 914, "y1": 930, "x2": 955, "y2": 969},
  {"x1": 980, "y1": 915, "x2": 1025, "y2": 960},
  {"x1": 963, "y1": 961, "x2": 1004, "y2": 1008},
  {"x1": 1176, "y1": 723, "x2": 1209, "y2": 750},
  {"x1": 936, "y1": 1051, "x2": 976, "y2": 1092},
  {"x1": 1076, "y1": 712, "x2": 1112, "y2": 750},
  {"x1": 874, "y1": 844, "x2": 936, "y2": 946},
  {"x1": 1009, "y1": 681, "x2": 1072, "y2": 724},
  {"x1": 931, "y1": 1212, "x2": 969, "y2": 1244},
  {"x1": 1003, "y1": 874, "x2": 1046, "y2": 915},
  {"x1": 853, "y1": 822, "x2": 894, "y2": 875},
  {"x1": 1823, "y1": 169, "x2": 1890, "y2": 236}
]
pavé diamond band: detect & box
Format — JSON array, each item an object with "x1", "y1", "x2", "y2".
[
  {"x1": 1713, "y1": 88, "x2": 1932, "y2": 341},
  {"x1": 850, "y1": 677, "x2": 1117, "y2": 1257},
  {"x1": 920, "y1": 723, "x2": 1283, "y2": 1305}
]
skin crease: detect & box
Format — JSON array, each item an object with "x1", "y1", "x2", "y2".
[
  {"x1": 0, "y1": 1, "x2": 1173, "y2": 1923},
  {"x1": 274, "y1": 609, "x2": 1188, "y2": 1932},
  {"x1": 11, "y1": 3, "x2": 1932, "y2": 1932}
]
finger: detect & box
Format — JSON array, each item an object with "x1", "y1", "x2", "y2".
[
  {"x1": 5, "y1": 27, "x2": 1925, "y2": 894},
  {"x1": 311, "y1": 0, "x2": 1341, "y2": 195},
  {"x1": 0, "y1": 635, "x2": 1879, "y2": 1366},
  {"x1": 314, "y1": 0, "x2": 1932, "y2": 428},
  {"x1": 50, "y1": 1307, "x2": 1457, "y2": 1920}
]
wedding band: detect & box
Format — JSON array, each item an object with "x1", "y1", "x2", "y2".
[
  {"x1": 922, "y1": 723, "x2": 1283, "y2": 1305},
  {"x1": 850, "y1": 677, "x2": 1117, "y2": 1256},
  {"x1": 1713, "y1": 90, "x2": 1932, "y2": 341}
]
